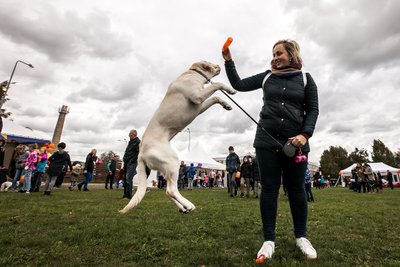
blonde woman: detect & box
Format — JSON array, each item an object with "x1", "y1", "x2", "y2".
[
  {"x1": 78, "y1": 148, "x2": 97, "y2": 191},
  {"x1": 223, "y1": 39, "x2": 319, "y2": 261}
]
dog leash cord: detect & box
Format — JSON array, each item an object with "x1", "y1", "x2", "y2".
[{"x1": 219, "y1": 89, "x2": 283, "y2": 148}]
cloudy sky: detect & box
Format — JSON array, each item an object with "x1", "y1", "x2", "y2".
[{"x1": 0, "y1": 0, "x2": 399, "y2": 164}]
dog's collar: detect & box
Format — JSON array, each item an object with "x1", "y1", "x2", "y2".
[{"x1": 191, "y1": 69, "x2": 212, "y2": 84}]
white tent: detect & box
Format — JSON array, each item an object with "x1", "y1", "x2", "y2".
[
  {"x1": 132, "y1": 142, "x2": 225, "y2": 188},
  {"x1": 340, "y1": 162, "x2": 399, "y2": 177},
  {"x1": 178, "y1": 142, "x2": 226, "y2": 170},
  {"x1": 338, "y1": 162, "x2": 400, "y2": 186}
]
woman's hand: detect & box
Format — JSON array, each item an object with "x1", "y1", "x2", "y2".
[
  {"x1": 289, "y1": 134, "x2": 307, "y2": 148},
  {"x1": 222, "y1": 47, "x2": 232, "y2": 61}
]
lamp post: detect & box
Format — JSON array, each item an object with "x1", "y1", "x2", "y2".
[
  {"x1": 0, "y1": 60, "x2": 34, "y2": 132},
  {"x1": 2, "y1": 60, "x2": 34, "y2": 107},
  {"x1": 186, "y1": 128, "x2": 191, "y2": 152}
]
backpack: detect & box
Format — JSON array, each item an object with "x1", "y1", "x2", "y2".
[{"x1": 262, "y1": 71, "x2": 308, "y2": 89}]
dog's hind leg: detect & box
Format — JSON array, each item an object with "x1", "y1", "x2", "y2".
[
  {"x1": 163, "y1": 157, "x2": 196, "y2": 213},
  {"x1": 119, "y1": 156, "x2": 149, "y2": 214}
]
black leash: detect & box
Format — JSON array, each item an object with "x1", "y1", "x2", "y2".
[{"x1": 191, "y1": 68, "x2": 292, "y2": 153}]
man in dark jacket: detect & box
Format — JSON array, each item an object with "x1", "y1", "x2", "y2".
[
  {"x1": 122, "y1": 129, "x2": 141, "y2": 199},
  {"x1": 226, "y1": 146, "x2": 241, "y2": 197},
  {"x1": 44, "y1": 142, "x2": 72, "y2": 195}
]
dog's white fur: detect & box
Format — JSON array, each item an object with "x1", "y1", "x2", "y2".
[
  {"x1": 0, "y1": 181, "x2": 12, "y2": 192},
  {"x1": 120, "y1": 61, "x2": 236, "y2": 213}
]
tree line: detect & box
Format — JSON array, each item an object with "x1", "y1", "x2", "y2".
[{"x1": 319, "y1": 139, "x2": 400, "y2": 178}]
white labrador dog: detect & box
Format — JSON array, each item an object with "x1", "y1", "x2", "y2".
[{"x1": 120, "y1": 61, "x2": 236, "y2": 213}]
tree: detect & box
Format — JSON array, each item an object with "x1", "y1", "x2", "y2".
[
  {"x1": 100, "y1": 151, "x2": 119, "y2": 163},
  {"x1": 319, "y1": 146, "x2": 350, "y2": 178},
  {"x1": 371, "y1": 139, "x2": 396, "y2": 166},
  {"x1": 348, "y1": 147, "x2": 370, "y2": 164},
  {"x1": 394, "y1": 149, "x2": 400, "y2": 168}
]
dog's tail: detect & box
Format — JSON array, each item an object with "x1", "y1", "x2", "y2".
[{"x1": 119, "y1": 157, "x2": 148, "y2": 214}]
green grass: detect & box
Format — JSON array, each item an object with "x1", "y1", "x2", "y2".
[{"x1": 0, "y1": 187, "x2": 399, "y2": 267}]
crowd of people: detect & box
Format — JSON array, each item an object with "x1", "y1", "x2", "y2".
[
  {"x1": 345, "y1": 162, "x2": 393, "y2": 193},
  {"x1": 0, "y1": 142, "x2": 74, "y2": 195}
]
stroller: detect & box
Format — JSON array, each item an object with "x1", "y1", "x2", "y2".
[{"x1": 68, "y1": 164, "x2": 82, "y2": 191}]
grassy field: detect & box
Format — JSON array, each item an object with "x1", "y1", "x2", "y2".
[{"x1": 0, "y1": 186, "x2": 399, "y2": 267}]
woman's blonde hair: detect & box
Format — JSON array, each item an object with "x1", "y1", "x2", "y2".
[{"x1": 273, "y1": 39, "x2": 303, "y2": 64}]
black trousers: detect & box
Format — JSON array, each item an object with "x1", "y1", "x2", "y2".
[
  {"x1": 305, "y1": 183, "x2": 314, "y2": 202},
  {"x1": 256, "y1": 148, "x2": 308, "y2": 241},
  {"x1": 105, "y1": 171, "x2": 115, "y2": 188}
]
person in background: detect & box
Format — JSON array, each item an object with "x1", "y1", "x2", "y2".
[
  {"x1": 31, "y1": 146, "x2": 48, "y2": 192},
  {"x1": 223, "y1": 39, "x2": 319, "y2": 260},
  {"x1": 225, "y1": 146, "x2": 241, "y2": 197},
  {"x1": 105, "y1": 155, "x2": 118, "y2": 189},
  {"x1": 252, "y1": 156, "x2": 260, "y2": 198},
  {"x1": 69, "y1": 163, "x2": 82, "y2": 191},
  {"x1": 240, "y1": 156, "x2": 253, "y2": 197},
  {"x1": 12, "y1": 145, "x2": 28, "y2": 192},
  {"x1": 54, "y1": 160, "x2": 69, "y2": 188},
  {"x1": 115, "y1": 168, "x2": 123, "y2": 189},
  {"x1": 376, "y1": 171, "x2": 383, "y2": 191},
  {"x1": 0, "y1": 140, "x2": 6, "y2": 186},
  {"x1": 209, "y1": 169, "x2": 216, "y2": 189},
  {"x1": 21, "y1": 144, "x2": 38, "y2": 193},
  {"x1": 122, "y1": 129, "x2": 141, "y2": 199},
  {"x1": 387, "y1": 170, "x2": 394, "y2": 190},
  {"x1": 178, "y1": 161, "x2": 187, "y2": 190},
  {"x1": 305, "y1": 167, "x2": 314, "y2": 202},
  {"x1": 157, "y1": 171, "x2": 165, "y2": 189},
  {"x1": 44, "y1": 142, "x2": 72, "y2": 195},
  {"x1": 78, "y1": 149, "x2": 97, "y2": 191},
  {"x1": 187, "y1": 163, "x2": 196, "y2": 191},
  {"x1": 216, "y1": 170, "x2": 223, "y2": 188}
]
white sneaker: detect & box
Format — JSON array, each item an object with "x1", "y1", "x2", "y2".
[
  {"x1": 256, "y1": 241, "x2": 275, "y2": 263},
  {"x1": 296, "y1": 237, "x2": 317, "y2": 259}
]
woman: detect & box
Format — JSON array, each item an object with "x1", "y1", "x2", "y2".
[
  {"x1": 78, "y1": 149, "x2": 97, "y2": 191},
  {"x1": 11, "y1": 145, "x2": 28, "y2": 192},
  {"x1": 22, "y1": 144, "x2": 38, "y2": 193},
  {"x1": 222, "y1": 39, "x2": 319, "y2": 260},
  {"x1": 44, "y1": 142, "x2": 72, "y2": 195}
]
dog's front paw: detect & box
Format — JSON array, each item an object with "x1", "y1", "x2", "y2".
[{"x1": 224, "y1": 104, "x2": 232, "y2": 110}]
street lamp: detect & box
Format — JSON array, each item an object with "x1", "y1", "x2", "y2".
[
  {"x1": 1, "y1": 60, "x2": 34, "y2": 109},
  {"x1": 185, "y1": 127, "x2": 191, "y2": 152},
  {"x1": 0, "y1": 60, "x2": 34, "y2": 133}
]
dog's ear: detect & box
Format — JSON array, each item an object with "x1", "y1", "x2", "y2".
[{"x1": 202, "y1": 62, "x2": 213, "y2": 73}]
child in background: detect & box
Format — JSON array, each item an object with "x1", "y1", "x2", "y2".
[{"x1": 31, "y1": 147, "x2": 48, "y2": 192}]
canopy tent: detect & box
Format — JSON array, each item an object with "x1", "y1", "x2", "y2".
[
  {"x1": 1, "y1": 119, "x2": 51, "y2": 143},
  {"x1": 133, "y1": 142, "x2": 225, "y2": 188},
  {"x1": 1, "y1": 119, "x2": 51, "y2": 168},
  {"x1": 178, "y1": 142, "x2": 226, "y2": 170},
  {"x1": 339, "y1": 162, "x2": 399, "y2": 177},
  {"x1": 337, "y1": 162, "x2": 400, "y2": 186}
]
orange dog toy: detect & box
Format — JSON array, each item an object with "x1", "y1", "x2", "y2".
[
  {"x1": 222, "y1": 37, "x2": 233, "y2": 52},
  {"x1": 255, "y1": 254, "x2": 267, "y2": 264}
]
